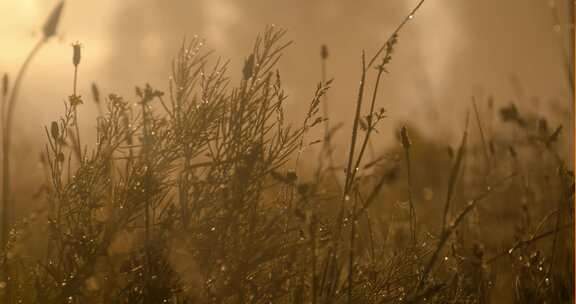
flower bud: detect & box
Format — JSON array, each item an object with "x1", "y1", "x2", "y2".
[{"x1": 72, "y1": 42, "x2": 82, "y2": 67}]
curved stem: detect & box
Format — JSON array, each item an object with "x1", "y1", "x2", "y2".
[
  {"x1": 366, "y1": 0, "x2": 426, "y2": 69},
  {"x1": 1, "y1": 37, "x2": 46, "y2": 304},
  {"x1": 2, "y1": 38, "x2": 46, "y2": 246}
]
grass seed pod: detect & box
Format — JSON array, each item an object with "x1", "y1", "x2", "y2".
[
  {"x1": 91, "y1": 82, "x2": 100, "y2": 104},
  {"x1": 42, "y1": 1, "x2": 65, "y2": 39}
]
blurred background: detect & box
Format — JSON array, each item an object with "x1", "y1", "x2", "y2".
[{"x1": 0, "y1": 0, "x2": 573, "y2": 183}]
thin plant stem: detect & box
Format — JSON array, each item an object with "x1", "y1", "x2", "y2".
[
  {"x1": 349, "y1": 63, "x2": 385, "y2": 187},
  {"x1": 415, "y1": 173, "x2": 513, "y2": 294},
  {"x1": 403, "y1": 138, "x2": 416, "y2": 246},
  {"x1": 366, "y1": 0, "x2": 426, "y2": 70},
  {"x1": 72, "y1": 65, "x2": 81, "y2": 158},
  {"x1": 1, "y1": 37, "x2": 46, "y2": 304},
  {"x1": 140, "y1": 99, "x2": 152, "y2": 302},
  {"x1": 548, "y1": 0, "x2": 574, "y2": 100},
  {"x1": 441, "y1": 113, "x2": 469, "y2": 233},
  {"x1": 318, "y1": 45, "x2": 341, "y2": 190},
  {"x1": 329, "y1": 54, "x2": 366, "y2": 286},
  {"x1": 347, "y1": 196, "x2": 358, "y2": 303},
  {"x1": 486, "y1": 222, "x2": 574, "y2": 264},
  {"x1": 472, "y1": 97, "x2": 490, "y2": 179},
  {"x1": 343, "y1": 52, "x2": 367, "y2": 197},
  {"x1": 547, "y1": 164, "x2": 568, "y2": 289},
  {"x1": 2, "y1": 38, "x2": 46, "y2": 247}
]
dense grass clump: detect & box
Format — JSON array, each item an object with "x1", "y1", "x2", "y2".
[{"x1": 0, "y1": 2, "x2": 573, "y2": 303}]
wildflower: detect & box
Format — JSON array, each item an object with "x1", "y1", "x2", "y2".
[{"x1": 42, "y1": 1, "x2": 65, "y2": 39}]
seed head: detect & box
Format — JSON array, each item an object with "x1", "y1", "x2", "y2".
[
  {"x1": 72, "y1": 42, "x2": 82, "y2": 67},
  {"x1": 91, "y1": 83, "x2": 100, "y2": 104},
  {"x1": 243, "y1": 54, "x2": 255, "y2": 80},
  {"x1": 2, "y1": 73, "x2": 8, "y2": 98},
  {"x1": 399, "y1": 125, "x2": 411, "y2": 150},
  {"x1": 42, "y1": 1, "x2": 65, "y2": 39},
  {"x1": 321, "y1": 44, "x2": 329, "y2": 60},
  {"x1": 51, "y1": 121, "x2": 59, "y2": 141}
]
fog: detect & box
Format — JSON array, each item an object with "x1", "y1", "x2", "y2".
[
  {"x1": 0, "y1": 0, "x2": 572, "y2": 159},
  {"x1": 0, "y1": 3, "x2": 574, "y2": 301}
]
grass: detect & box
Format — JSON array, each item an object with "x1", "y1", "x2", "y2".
[{"x1": 0, "y1": 1, "x2": 574, "y2": 303}]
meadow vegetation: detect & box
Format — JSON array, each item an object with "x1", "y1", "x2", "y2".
[{"x1": 0, "y1": 1, "x2": 573, "y2": 303}]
